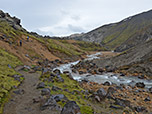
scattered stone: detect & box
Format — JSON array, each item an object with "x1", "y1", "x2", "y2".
[
  {"x1": 13, "y1": 89, "x2": 24, "y2": 95},
  {"x1": 37, "y1": 82, "x2": 45, "y2": 89},
  {"x1": 41, "y1": 88, "x2": 51, "y2": 96},
  {"x1": 56, "y1": 75, "x2": 64, "y2": 82},
  {"x1": 33, "y1": 96, "x2": 42, "y2": 103},
  {"x1": 79, "y1": 71, "x2": 84, "y2": 75},
  {"x1": 138, "y1": 75, "x2": 145, "y2": 79},
  {"x1": 120, "y1": 73, "x2": 125, "y2": 76},
  {"x1": 103, "y1": 81, "x2": 111, "y2": 86},
  {"x1": 144, "y1": 96, "x2": 151, "y2": 102},
  {"x1": 135, "y1": 82, "x2": 145, "y2": 88},
  {"x1": 53, "y1": 69, "x2": 61, "y2": 75},
  {"x1": 96, "y1": 88, "x2": 107, "y2": 100},
  {"x1": 61, "y1": 101, "x2": 81, "y2": 114},
  {"x1": 98, "y1": 68, "x2": 104, "y2": 73},
  {"x1": 114, "y1": 98, "x2": 130, "y2": 107},
  {"x1": 109, "y1": 105, "x2": 123, "y2": 109},
  {"x1": 40, "y1": 96, "x2": 61, "y2": 111},
  {"x1": 52, "y1": 86, "x2": 62, "y2": 91},
  {"x1": 106, "y1": 87, "x2": 116, "y2": 99},
  {"x1": 53, "y1": 94, "x2": 67, "y2": 102},
  {"x1": 134, "y1": 106, "x2": 146, "y2": 112},
  {"x1": 8, "y1": 64, "x2": 12, "y2": 68},
  {"x1": 95, "y1": 96, "x2": 100, "y2": 102},
  {"x1": 149, "y1": 87, "x2": 152, "y2": 93}
]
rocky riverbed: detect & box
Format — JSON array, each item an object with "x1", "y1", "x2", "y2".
[{"x1": 3, "y1": 52, "x2": 152, "y2": 114}]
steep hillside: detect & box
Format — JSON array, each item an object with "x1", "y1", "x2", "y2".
[
  {"x1": 72, "y1": 10, "x2": 152, "y2": 51},
  {"x1": 0, "y1": 10, "x2": 107, "y2": 113},
  {"x1": 0, "y1": 10, "x2": 106, "y2": 64}
]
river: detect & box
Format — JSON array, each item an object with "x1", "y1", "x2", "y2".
[{"x1": 53, "y1": 52, "x2": 152, "y2": 88}]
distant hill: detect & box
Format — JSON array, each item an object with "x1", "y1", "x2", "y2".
[
  {"x1": 93, "y1": 39, "x2": 152, "y2": 77},
  {"x1": 71, "y1": 10, "x2": 152, "y2": 52}
]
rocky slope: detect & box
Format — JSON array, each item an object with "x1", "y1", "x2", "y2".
[
  {"x1": 0, "y1": 10, "x2": 106, "y2": 114},
  {"x1": 93, "y1": 39, "x2": 152, "y2": 78},
  {"x1": 70, "y1": 9, "x2": 152, "y2": 52}
]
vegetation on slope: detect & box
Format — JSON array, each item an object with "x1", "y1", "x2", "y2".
[{"x1": 0, "y1": 49, "x2": 23, "y2": 113}]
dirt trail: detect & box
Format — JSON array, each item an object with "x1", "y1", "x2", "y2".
[{"x1": 3, "y1": 66, "x2": 59, "y2": 114}]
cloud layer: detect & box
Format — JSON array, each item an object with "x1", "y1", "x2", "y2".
[{"x1": 0, "y1": 0, "x2": 152, "y2": 36}]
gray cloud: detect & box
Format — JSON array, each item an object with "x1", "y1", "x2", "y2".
[{"x1": 0, "y1": 0, "x2": 152, "y2": 36}]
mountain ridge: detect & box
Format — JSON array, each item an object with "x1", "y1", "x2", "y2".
[{"x1": 69, "y1": 9, "x2": 152, "y2": 52}]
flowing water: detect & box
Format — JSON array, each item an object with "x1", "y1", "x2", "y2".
[{"x1": 54, "y1": 52, "x2": 152, "y2": 88}]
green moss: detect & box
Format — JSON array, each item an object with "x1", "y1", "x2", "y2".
[
  {"x1": 40, "y1": 73, "x2": 94, "y2": 113},
  {"x1": 0, "y1": 49, "x2": 23, "y2": 113}
]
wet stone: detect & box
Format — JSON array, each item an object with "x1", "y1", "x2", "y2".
[
  {"x1": 103, "y1": 81, "x2": 111, "y2": 86},
  {"x1": 135, "y1": 82, "x2": 145, "y2": 88}
]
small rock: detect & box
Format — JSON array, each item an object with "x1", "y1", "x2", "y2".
[
  {"x1": 97, "y1": 88, "x2": 107, "y2": 99},
  {"x1": 8, "y1": 64, "x2": 12, "y2": 68},
  {"x1": 41, "y1": 88, "x2": 51, "y2": 96},
  {"x1": 40, "y1": 96, "x2": 61, "y2": 111},
  {"x1": 135, "y1": 82, "x2": 145, "y2": 88},
  {"x1": 109, "y1": 105, "x2": 122, "y2": 109},
  {"x1": 95, "y1": 96, "x2": 100, "y2": 102},
  {"x1": 52, "y1": 86, "x2": 62, "y2": 91},
  {"x1": 53, "y1": 69, "x2": 61, "y2": 75},
  {"x1": 79, "y1": 71, "x2": 84, "y2": 75},
  {"x1": 134, "y1": 106, "x2": 146, "y2": 112},
  {"x1": 13, "y1": 89, "x2": 24, "y2": 95},
  {"x1": 103, "y1": 81, "x2": 111, "y2": 86},
  {"x1": 149, "y1": 87, "x2": 152, "y2": 93},
  {"x1": 144, "y1": 96, "x2": 151, "y2": 102},
  {"x1": 37, "y1": 82, "x2": 45, "y2": 89},
  {"x1": 53, "y1": 94, "x2": 67, "y2": 102},
  {"x1": 61, "y1": 101, "x2": 81, "y2": 114}
]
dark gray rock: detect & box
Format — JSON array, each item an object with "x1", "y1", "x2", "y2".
[
  {"x1": 96, "y1": 88, "x2": 107, "y2": 99},
  {"x1": 134, "y1": 106, "x2": 146, "y2": 112},
  {"x1": 149, "y1": 87, "x2": 152, "y2": 93},
  {"x1": 109, "y1": 105, "x2": 123, "y2": 109},
  {"x1": 61, "y1": 101, "x2": 81, "y2": 114},
  {"x1": 79, "y1": 71, "x2": 84, "y2": 75},
  {"x1": 144, "y1": 96, "x2": 151, "y2": 102},
  {"x1": 41, "y1": 88, "x2": 51, "y2": 96},
  {"x1": 53, "y1": 69, "x2": 61, "y2": 75},
  {"x1": 53, "y1": 94, "x2": 67, "y2": 102},
  {"x1": 114, "y1": 98, "x2": 130, "y2": 107},
  {"x1": 40, "y1": 96, "x2": 61, "y2": 111},
  {"x1": 37, "y1": 82, "x2": 45, "y2": 89},
  {"x1": 56, "y1": 75, "x2": 64, "y2": 82},
  {"x1": 103, "y1": 81, "x2": 111, "y2": 86},
  {"x1": 13, "y1": 89, "x2": 24, "y2": 95},
  {"x1": 52, "y1": 86, "x2": 62, "y2": 91},
  {"x1": 135, "y1": 82, "x2": 145, "y2": 88}
]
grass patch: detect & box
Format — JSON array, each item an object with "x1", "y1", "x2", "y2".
[
  {"x1": 0, "y1": 49, "x2": 23, "y2": 113},
  {"x1": 40, "y1": 73, "x2": 94, "y2": 114}
]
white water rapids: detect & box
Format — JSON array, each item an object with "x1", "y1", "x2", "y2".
[{"x1": 53, "y1": 52, "x2": 152, "y2": 88}]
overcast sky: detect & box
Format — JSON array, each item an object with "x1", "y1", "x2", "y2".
[{"x1": 0, "y1": 0, "x2": 152, "y2": 36}]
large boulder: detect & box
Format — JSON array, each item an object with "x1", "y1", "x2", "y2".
[{"x1": 61, "y1": 101, "x2": 81, "y2": 114}]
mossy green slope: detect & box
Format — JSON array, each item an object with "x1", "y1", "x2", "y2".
[{"x1": 0, "y1": 49, "x2": 23, "y2": 113}]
